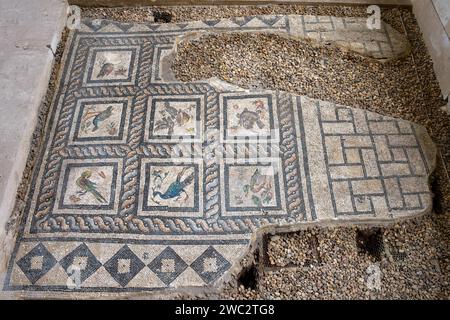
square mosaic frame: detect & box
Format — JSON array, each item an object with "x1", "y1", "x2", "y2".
[
  {"x1": 69, "y1": 96, "x2": 132, "y2": 145},
  {"x1": 140, "y1": 161, "x2": 201, "y2": 215},
  {"x1": 83, "y1": 46, "x2": 139, "y2": 87}
]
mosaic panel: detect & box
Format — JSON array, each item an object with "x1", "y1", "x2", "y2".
[{"x1": 1, "y1": 15, "x2": 433, "y2": 297}]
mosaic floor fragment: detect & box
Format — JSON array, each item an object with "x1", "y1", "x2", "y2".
[{"x1": 1, "y1": 15, "x2": 435, "y2": 297}]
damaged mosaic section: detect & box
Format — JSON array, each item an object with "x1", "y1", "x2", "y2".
[
  {"x1": 1, "y1": 15, "x2": 433, "y2": 297},
  {"x1": 77, "y1": 14, "x2": 411, "y2": 61}
]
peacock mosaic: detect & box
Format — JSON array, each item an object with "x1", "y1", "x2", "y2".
[{"x1": 1, "y1": 15, "x2": 435, "y2": 297}]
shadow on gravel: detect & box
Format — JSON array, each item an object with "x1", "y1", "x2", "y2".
[
  {"x1": 356, "y1": 228, "x2": 384, "y2": 261},
  {"x1": 153, "y1": 10, "x2": 172, "y2": 23}
]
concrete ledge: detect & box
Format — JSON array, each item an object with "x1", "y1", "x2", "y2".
[
  {"x1": 0, "y1": 0, "x2": 68, "y2": 241},
  {"x1": 70, "y1": 0, "x2": 412, "y2": 8},
  {"x1": 411, "y1": 0, "x2": 450, "y2": 99}
]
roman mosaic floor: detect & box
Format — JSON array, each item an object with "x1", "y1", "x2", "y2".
[{"x1": 1, "y1": 15, "x2": 436, "y2": 298}]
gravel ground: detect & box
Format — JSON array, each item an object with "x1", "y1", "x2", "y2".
[
  {"x1": 82, "y1": 4, "x2": 378, "y2": 23},
  {"x1": 219, "y1": 214, "x2": 450, "y2": 299},
  {"x1": 9, "y1": 5, "x2": 448, "y2": 300}
]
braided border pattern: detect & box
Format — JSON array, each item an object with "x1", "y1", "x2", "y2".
[{"x1": 277, "y1": 92, "x2": 305, "y2": 219}]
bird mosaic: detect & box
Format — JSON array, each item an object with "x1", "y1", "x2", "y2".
[
  {"x1": 235, "y1": 168, "x2": 274, "y2": 207},
  {"x1": 97, "y1": 62, "x2": 115, "y2": 78},
  {"x1": 75, "y1": 170, "x2": 107, "y2": 203},
  {"x1": 92, "y1": 105, "x2": 113, "y2": 131},
  {"x1": 95, "y1": 56, "x2": 129, "y2": 78},
  {"x1": 232, "y1": 100, "x2": 268, "y2": 131},
  {"x1": 80, "y1": 105, "x2": 115, "y2": 135},
  {"x1": 153, "y1": 101, "x2": 195, "y2": 136},
  {"x1": 151, "y1": 167, "x2": 195, "y2": 204}
]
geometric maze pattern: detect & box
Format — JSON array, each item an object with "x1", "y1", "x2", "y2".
[
  {"x1": 319, "y1": 102, "x2": 432, "y2": 216},
  {"x1": 299, "y1": 15, "x2": 409, "y2": 60},
  {"x1": 2, "y1": 15, "x2": 433, "y2": 296}
]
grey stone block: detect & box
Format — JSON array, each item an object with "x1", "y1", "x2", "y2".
[{"x1": 0, "y1": 0, "x2": 68, "y2": 269}]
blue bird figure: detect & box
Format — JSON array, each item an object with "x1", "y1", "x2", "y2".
[{"x1": 153, "y1": 167, "x2": 194, "y2": 201}]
